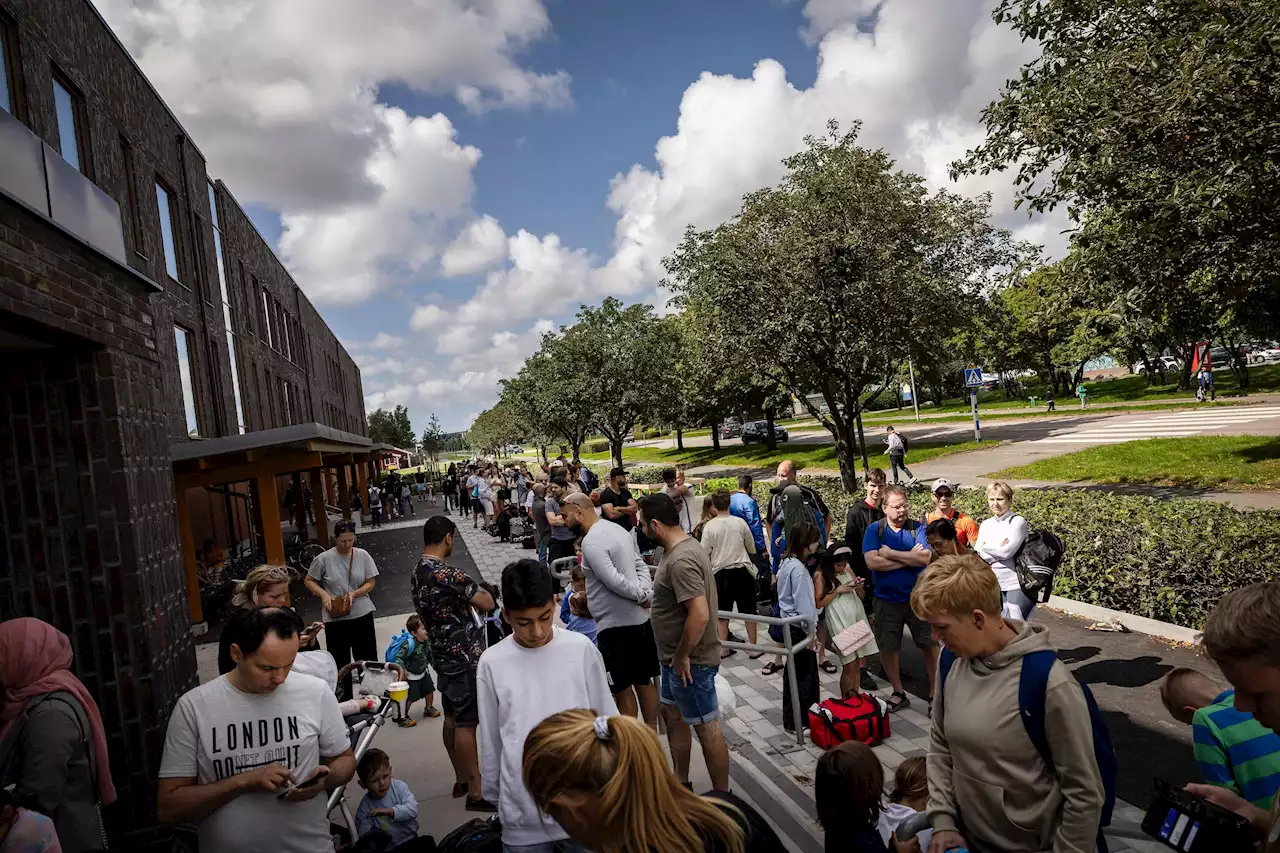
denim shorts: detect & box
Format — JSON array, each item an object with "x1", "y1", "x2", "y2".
[{"x1": 660, "y1": 663, "x2": 720, "y2": 725}]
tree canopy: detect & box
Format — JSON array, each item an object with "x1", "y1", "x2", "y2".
[{"x1": 367, "y1": 405, "x2": 414, "y2": 449}]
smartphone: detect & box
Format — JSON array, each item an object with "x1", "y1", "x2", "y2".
[
  {"x1": 1141, "y1": 779, "x2": 1255, "y2": 851},
  {"x1": 276, "y1": 769, "x2": 326, "y2": 799}
]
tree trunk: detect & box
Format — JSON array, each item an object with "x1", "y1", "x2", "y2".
[
  {"x1": 571, "y1": 443, "x2": 582, "y2": 463},
  {"x1": 765, "y1": 410, "x2": 778, "y2": 451},
  {"x1": 676, "y1": 427, "x2": 685, "y2": 451},
  {"x1": 834, "y1": 421, "x2": 859, "y2": 494},
  {"x1": 856, "y1": 411, "x2": 870, "y2": 477},
  {"x1": 711, "y1": 421, "x2": 722, "y2": 450},
  {"x1": 610, "y1": 440, "x2": 624, "y2": 469}
]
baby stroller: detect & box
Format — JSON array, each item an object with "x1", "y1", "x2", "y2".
[{"x1": 327, "y1": 661, "x2": 406, "y2": 845}]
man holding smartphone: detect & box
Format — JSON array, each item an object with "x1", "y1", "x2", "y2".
[{"x1": 157, "y1": 607, "x2": 355, "y2": 852}]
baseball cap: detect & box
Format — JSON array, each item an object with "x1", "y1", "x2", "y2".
[{"x1": 931, "y1": 478, "x2": 955, "y2": 494}]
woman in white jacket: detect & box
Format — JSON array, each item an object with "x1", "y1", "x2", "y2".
[{"x1": 975, "y1": 481, "x2": 1034, "y2": 619}]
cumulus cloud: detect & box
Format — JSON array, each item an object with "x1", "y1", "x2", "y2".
[{"x1": 441, "y1": 215, "x2": 508, "y2": 277}]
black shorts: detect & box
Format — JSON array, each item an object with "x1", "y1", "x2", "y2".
[
  {"x1": 436, "y1": 663, "x2": 479, "y2": 727},
  {"x1": 597, "y1": 622, "x2": 660, "y2": 694},
  {"x1": 471, "y1": 497, "x2": 484, "y2": 513},
  {"x1": 715, "y1": 565, "x2": 757, "y2": 617},
  {"x1": 873, "y1": 597, "x2": 935, "y2": 653}
]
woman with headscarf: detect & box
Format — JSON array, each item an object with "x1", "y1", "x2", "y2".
[{"x1": 0, "y1": 619, "x2": 116, "y2": 853}]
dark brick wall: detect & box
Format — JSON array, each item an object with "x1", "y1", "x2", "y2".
[
  {"x1": 0, "y1": 202, "x2": 193, "y2": 834},
  {"x1": 0, "y1": 0, "x2": 366, "y2": 441}
]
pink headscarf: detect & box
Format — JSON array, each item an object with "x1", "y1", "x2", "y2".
[{"x1": 0, "y1": 619, "x2": 117, "y2": 804}]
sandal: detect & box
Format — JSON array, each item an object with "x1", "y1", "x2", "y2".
[
  {"x1": 396, "y1": 717, "x2": 418, "y2": 728},
  {"x1": 748, "y1": 651, "x2": 765, "y2": 660},
  {"x1": 761, "y1": 662, "x2": 784, "y2": 676},
  {"x1": 885, "y1": 691, "x2": 911, "y2": 713},
  {"x1": 720, "y1": 648, "x2": 737, "y2": 659},
  {"x1": 820, "y1": 660, "x2": 838, "y2": 674}
]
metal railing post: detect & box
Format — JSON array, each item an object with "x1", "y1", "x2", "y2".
[
  {"x1": 716, "y1": 609, "x2": 815, "y2": 745},
  {"x1": 550, "y1": 556, "x2": 576, "y2": 582}
]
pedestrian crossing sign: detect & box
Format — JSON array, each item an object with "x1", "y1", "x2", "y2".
[{"x1": 964, "y1": 368, "x2": 983, "y2": 388}]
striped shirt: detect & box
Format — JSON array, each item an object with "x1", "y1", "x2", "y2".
[{"x1": 1193, "y1": 689, "x2": 1280, "y2": 808}]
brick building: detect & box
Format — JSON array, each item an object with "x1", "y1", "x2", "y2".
[{"x1": 0, "y1": 0, "x2": 384, "y2": 844}]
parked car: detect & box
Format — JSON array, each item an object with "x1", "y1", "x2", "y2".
[
  {"x1": 1131, "y1": 355, "x2": 1182, "y2": 376},
  {"x1": 1249, "y1": 345, "x2": 1280, "y2": 365},
  {"x1": 741, "y1": 421, "x2": 789, "y2": 444},
  {"x1": 721, "y1": 419, "x2": 743, "y2": 439},
  {"x1": 502, "y1": 443, "x2": 524, "y2": 454}
]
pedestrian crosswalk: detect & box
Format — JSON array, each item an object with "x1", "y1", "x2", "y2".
[{"x1": 1032, "y1": 405, "x2": 1280, "y2": 444}]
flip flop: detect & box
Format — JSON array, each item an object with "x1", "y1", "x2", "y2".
[
  {"x1": 748, "y1": 651, "x2": 765, "y2": 660},
  {"x1": 761, "y1": 662, "x2": 784, "y2": 676},
  {"x1": 720, "y1": 649, "x2": 737, "y2": 659},
  {"x1": 820, "y1": 661, "x2": 838, "y2": 674}
]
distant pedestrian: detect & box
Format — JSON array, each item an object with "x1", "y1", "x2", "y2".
[
  {"x1": 883, "y1": 426, "x2": 915, "y2": 487},
  {"x1": 530, "y1": 483, "x2": 550, "y2": 565},
  {"x1": 1045, "y1": 387, "x2": 1055, "y2": 412},
  {"x1": 1076, "y1": 381, "x2": 1088, "y2": 409},
  {"x1": 368, "y1": 485, "x2": 382, "y2": 529},
  {"x1": 661, "y1": 467, "x2": 696, "y2": 534}
]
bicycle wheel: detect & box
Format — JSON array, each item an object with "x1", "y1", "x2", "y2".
[{"x1": 298, "y1": 542, "x2": 325, "y2": 569}]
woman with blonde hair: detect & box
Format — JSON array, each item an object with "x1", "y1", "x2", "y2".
[
  {"x1": 522, "y1": 709, "x2": 784, "y2": 853},
  {"x1": 975, "y1": 480, "x2": 1033, "y2": 620},
  {"x1": 218, "y1": 564, "x2": 322, "y2": 674}
]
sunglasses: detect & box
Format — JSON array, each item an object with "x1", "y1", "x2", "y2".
[{"x1": 935, "y1": 490, "x2": 954, "y2": 498}]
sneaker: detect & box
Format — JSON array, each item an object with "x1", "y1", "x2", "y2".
[
  {"x1": 424, "y1": 706, "x2": 442, "y2": 719},
  {"x1": 465, "y1": 797, "x2": 498, "y2": 813},
  {"x1": 860, "y1": 671, "x2": 878, "y2": 691}
]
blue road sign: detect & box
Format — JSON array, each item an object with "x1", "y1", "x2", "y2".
[{"x1": 964, "y1": 368, "x2": 983, "y2": 388}]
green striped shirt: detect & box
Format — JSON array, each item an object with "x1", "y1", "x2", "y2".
[{"x1": 1193, "y1": 689, "x2": 1280, "y2": 808}]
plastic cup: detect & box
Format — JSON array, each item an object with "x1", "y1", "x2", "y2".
[{"x1": 388, "y1": 681, "x2": 409, "y2": 703}]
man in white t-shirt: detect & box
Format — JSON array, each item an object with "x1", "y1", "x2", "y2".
[
  {"x1": 661, "y1": 467, "x2": 695, "y2": 534},
  {"x1": 158, "y1": 607, "x2": 355, "y2": 853}
]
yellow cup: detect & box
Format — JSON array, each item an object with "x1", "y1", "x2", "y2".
[{"x1": 388, "y1": 681, "x2": 409, "y2": 703}]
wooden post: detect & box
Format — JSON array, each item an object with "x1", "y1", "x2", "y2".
[
  {"x1": 356, "y1": 459, "x2": 370, "y2": 522},
  {"x1": 292, "y1": 471, "x2": 307, "y2": 534},
  {"x1": 310, "y1": 468, "x2": 329, "y2": 547},
  {"x1": 255, "y1": 473, "x2": 286, "y2": 566},
  {"x1": 175, "y1": 486, "x2": 203, "y2": 624},
  {"x1": 337, "y1": 461, "x2": 351, "y2": 521}
]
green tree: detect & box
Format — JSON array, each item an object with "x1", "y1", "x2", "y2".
[
  {"x1": 668, "y1": 122, "x2": 1018, "y2": 491},
  {"x1": 367, "y1": 405, "x2": 414, "y2": 449},
  {"x1": 419, "y1": 413, "x2": 444, "y2": 462},
  {"x1": 466, "y1": 402, "x2": 524, "y2": 458},
  {"x1": 564, "y1": 297, "x2": 665, "y2": 468},
  {"x1": 501, "y1": 333, "x2": 595, "y2": 461},
  {"x1": 956, "y1": 0, "x2": 1280, "y2": 365}
]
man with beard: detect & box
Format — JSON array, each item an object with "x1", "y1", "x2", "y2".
[{"x1": 560, "y1": 492, "x2": 659, "y2": 728}]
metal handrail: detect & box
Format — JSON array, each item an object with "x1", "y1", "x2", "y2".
[
  {"x1": 550, "y1": 556, "x2": 577, "y2": 581},
  {"x1": 719, "y1": 609, "x2": 815, "y2": 745}
]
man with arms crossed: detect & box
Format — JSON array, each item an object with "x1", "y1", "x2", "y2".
[
  {"x1": 863, "y1": 484, "x2": 935, "y2": 714},
  {"x1": 158, "y1": 607, "x2": 356, "y2": 853},
  {"x1": 640, "y1": 492, "x2": 732, "y2": 792},
  {"x1": 560, "y1": 492, "x2": 660, "y2": 727}
]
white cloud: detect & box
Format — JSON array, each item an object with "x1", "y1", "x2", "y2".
[
  {"x1": 440, "y1": 215, "x2": 508, "y2": 277},
  {"x1": 368, "y1": 332, "x2": 405, "y2": 350},
  {"x1": 93, "y1": 0, "x2": 569, "y2": 211}
]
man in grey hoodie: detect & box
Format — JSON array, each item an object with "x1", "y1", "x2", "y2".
[{"x1": 911, "y1": 554, "x2": 1103, "y2": 853}]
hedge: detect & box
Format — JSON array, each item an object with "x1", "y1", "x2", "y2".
[
  {"x1": 583, "y1": 438, "x2": 611, "y2": 454},
  {"x1": 699, "y1": 475, "x2": 1280, "y2": 631}
]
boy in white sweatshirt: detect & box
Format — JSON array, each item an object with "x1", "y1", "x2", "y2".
[{"x1": 477, "y1": 558, "x2": 617, "y2": 852}]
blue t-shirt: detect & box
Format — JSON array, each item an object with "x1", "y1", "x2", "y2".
[{"x1": 861, "y1": 520, "x2": 930, "y2": 603}]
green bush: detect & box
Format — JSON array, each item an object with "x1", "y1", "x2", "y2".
[
  {"x1": 584, "y1": 438, "x2": 611, "y2": 454},
  {"x1": 699, "y1": 473, "x2": 1279, "y2": 630}
]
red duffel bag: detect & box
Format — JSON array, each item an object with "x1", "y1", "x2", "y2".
[{"x1": 808, "y1": 693, "x2": 890, "y2": 749}]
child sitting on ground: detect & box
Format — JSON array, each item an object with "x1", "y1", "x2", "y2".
[
  {"x1": 815, "y1": 740, "x2": 896, "y2": 852},
  {"x1": 392, "y1": 615, "x2": 440, "y2": 726},
  {"x1": 559, "y1": 562, "x2": 598, "y2": 644},
  {"x1": 1161, "y1": 667, "x2": 1280, "y2": 808},
  {"x1": 877, "y1": 756, "x2": 933, "y2": 851},
  {"x1": 354, "y1": 748, "x2": 419, "y2": 849}
]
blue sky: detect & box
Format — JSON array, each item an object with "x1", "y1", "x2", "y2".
[{"x1": 99, "y1": 0, "x2": 1051, "y2": 435}]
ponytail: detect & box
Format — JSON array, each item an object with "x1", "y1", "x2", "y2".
[{"x1": 522, "y1": 709, "x2": 745, "y2": 853}]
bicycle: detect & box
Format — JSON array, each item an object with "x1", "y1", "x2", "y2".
[{"x1": 283, "y1": 532, "x2": 325, "y2": 580}]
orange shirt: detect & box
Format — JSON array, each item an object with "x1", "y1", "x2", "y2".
[{"x1": 927, "y1": 508, "x2": 979, "y2": 549}]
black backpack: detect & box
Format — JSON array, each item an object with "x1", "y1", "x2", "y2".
[
  {"x1": 437, "y1": 817, "x2": 501, "y2": 853},
  {"x1": 1014, "y1": 526, "x2": 1065, "y2": 602},
  {"x1": 583, "y1": 468, "x2": 600, "y2": 491},
  {"x1": 900, "y1": 433, "x2": 910, "y2": 454}
]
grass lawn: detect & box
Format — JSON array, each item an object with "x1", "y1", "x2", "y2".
[
  {"x1": 987, "y1": 435, "x2": 1280, "y2": 490},
  {"x1": 585, "y1": 438, "x2": 994, "y2": 471}
]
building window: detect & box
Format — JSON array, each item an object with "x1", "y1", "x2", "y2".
[
  {"x1": 261, "y1": 289, "x2": 273, "y2": 348},
  {"x1": 207, "y1": 181, "x2": 220, "y2": 229},
  {"x1": 282, "y1": 379, "x2": 293, "y2": 425},
  {"x1": 174, "y1": 326, "x2": 199, "y2": 437},
  {"x1": 0, "y1": 19, "x2": 16, "y2": 116},
  {"x1": 155, "y1": 181, "x2": 180, "y2": 282},
  {"x1": 52, "y1": 73, "x2": 86, "y2": 174},
  {"x1": 207, "y1": 180, "x2": 244, "y2": 434},
  {"x1": 119, "y1": 135, "x2": 145, "y2": 259}
]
